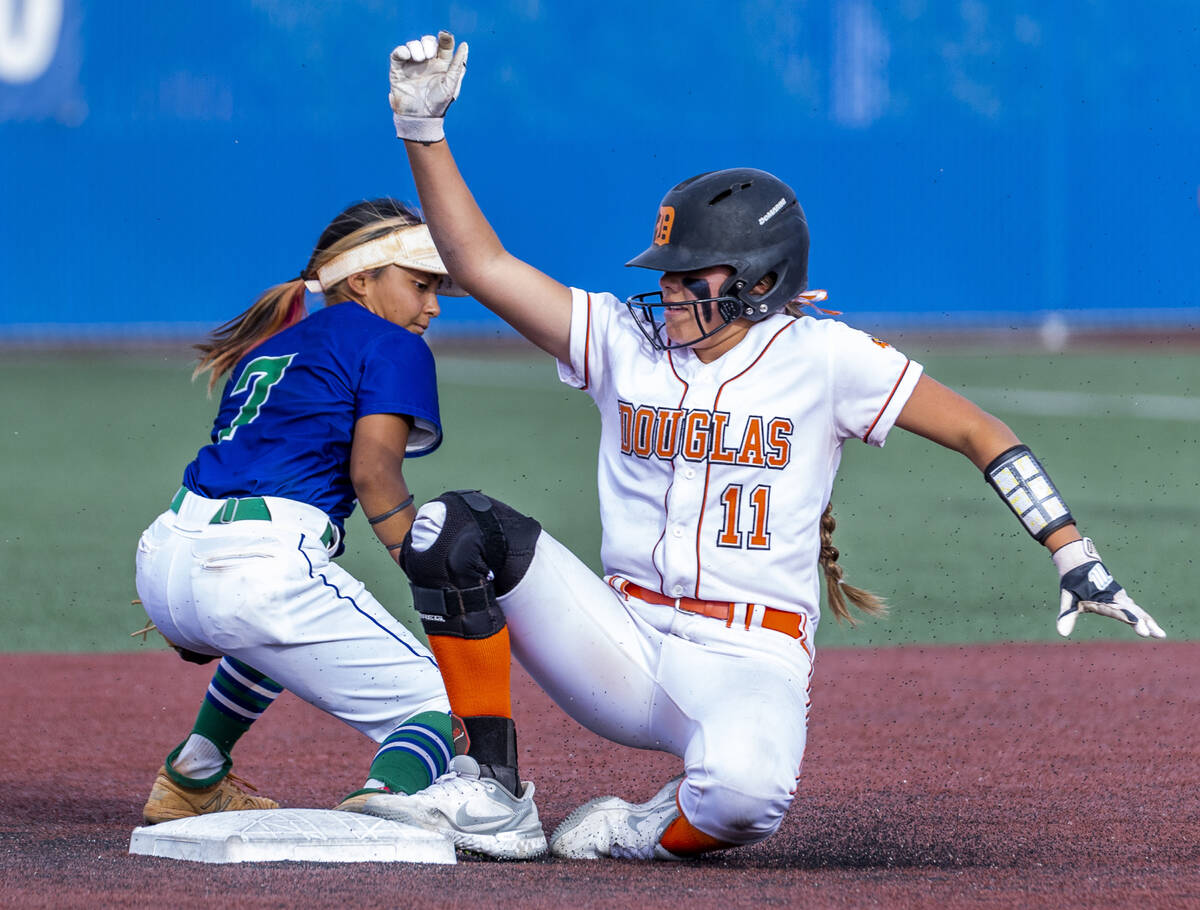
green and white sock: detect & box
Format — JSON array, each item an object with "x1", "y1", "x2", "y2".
[
  {"x1": 360, "y1": 711, "x2": 453, "y2": 795},
  {"x1": 171, "y1": 734, "x2": 226, "y2": 780},
  {"x1": 166, "y1": 657, "x2": 283, "y2": 787}
]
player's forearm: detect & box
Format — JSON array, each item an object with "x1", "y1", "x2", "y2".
[
  {"x1": 368, "y1": 509, "x2": 416, "y2": 562},
  {"x1": 405, "y1": 139, "x2": 507, "y2": 287},
  {"x1": 962, "y1": 421, "x2": 1082, "y2": 550},
  {"x1": 961, "y1": 416, "x2": 1082, "y2": 552},
  {"x1": 354, "y1": 471, "x2": 416, "y2": 561},
  {"x1": 897, "y1": 374, "x2": 1083, "y2": 551},
  {"x1": 393, "y1": 37, "x2": 573, "y2": 358},
  {"x1": 351, "y1": 414, "x2": 417, "y2": 560},
  {"x1": 404, "y1": 138, "x2": 573, "y2": 360},
  {"x1": 958, "y1": 411, "x2": 1021, "y2": 471}
]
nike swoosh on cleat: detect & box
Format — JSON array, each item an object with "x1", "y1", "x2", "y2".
[
  {"x1": 629, "y1": 814, "x2": 658, "y2": 834},
  {"x1": 453, "y1": 806, "x2": 523, "y2": 831}
]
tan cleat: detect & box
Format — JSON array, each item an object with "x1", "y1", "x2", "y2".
[
  {"x1": 332, "y1": 789, "x2": 384, "y2": 814},
  {"x1": 142, "y1": 765, "x2": 279, "y2": 825}
]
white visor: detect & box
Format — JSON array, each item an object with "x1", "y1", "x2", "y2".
[{"x1": 303, "y1": 223, "x2": 466, "y2": 296}]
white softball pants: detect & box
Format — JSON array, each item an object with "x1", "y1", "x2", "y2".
[
  {"x1": 502, "y1": 531, "x2": 814, "y2": 846},
  {"x1": 134, "y1": 489, "x2": 449, "y2": 742}
]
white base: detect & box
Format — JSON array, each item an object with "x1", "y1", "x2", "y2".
[{"x1": 129, "y1": 808, "x2": 456, "y2": 864}]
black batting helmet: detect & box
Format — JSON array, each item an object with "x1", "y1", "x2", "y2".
[{"x1": 625, "y1": 168, "x2": 810, "y2": 350}]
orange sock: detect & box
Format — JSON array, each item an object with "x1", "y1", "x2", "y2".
[
  {"x1": 658, "y1": 812, "x2": 734, "y2": 857},
  {"x1": 426, "y1": 628, "x2": 513, "y2": 718}
]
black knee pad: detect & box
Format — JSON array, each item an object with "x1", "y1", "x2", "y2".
[{"x1": 400, "y1": 490, "x2": 541, "y2": 639}]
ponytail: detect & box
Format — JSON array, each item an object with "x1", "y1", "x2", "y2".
[
  {"x1": 192, "y1": 198, "x2": 425, "y2": 394},
  {"x1": 193, "y1": 279, "x2": 307, "y2": 393},
  {"x1": 819, "y1": 501, "x2": 886, "y2": 625}
]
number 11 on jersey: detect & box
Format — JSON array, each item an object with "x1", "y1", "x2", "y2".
[{"x1": 718, "y1": 483, "x2": 772, "y2": 549}]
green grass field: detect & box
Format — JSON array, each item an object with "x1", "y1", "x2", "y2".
[{"x1": 2, "y1": 341, "x2": 1195, "y2": 653}]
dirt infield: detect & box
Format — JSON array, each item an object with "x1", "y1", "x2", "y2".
[{"x1": 3, "y1": 642, "x2": 1198, "y2": 909}]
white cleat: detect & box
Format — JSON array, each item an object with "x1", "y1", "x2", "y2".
[
  {"x1": 549, "y1": 776, "x2": 684, "y2": 860},
  {"x1": 341, "y1": 755, "x2": 547, "y2": 860}
]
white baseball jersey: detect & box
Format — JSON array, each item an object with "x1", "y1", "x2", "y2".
[
  {"x1": 408, "y1": 286, "x2": 928, "y2": 843},
  {"x1": 556, "y1": 287, "x2": 924, "y2": 630}
]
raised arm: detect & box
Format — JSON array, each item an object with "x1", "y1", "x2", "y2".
[
  {"x1": 896, "y1": 373, "x2": 1164, "y2": 639},
  {"x1": 390, "y1": 33, "x2": 573, "y2": 362}
]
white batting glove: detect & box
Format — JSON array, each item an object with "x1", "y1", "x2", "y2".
[
  {"x1": 389, "y1": 31, "x2": 468, "y2": 142},
  {"x1": 1052, "y1": 538, "x2": 1165, "y2": 639}
]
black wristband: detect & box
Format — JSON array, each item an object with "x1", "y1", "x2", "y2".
[{"x1": 368, "y1": 495, "x2": 414, "y2": 525}]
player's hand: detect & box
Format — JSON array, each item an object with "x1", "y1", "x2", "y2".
[
  {"x1": 389, "y1": 31, "x2": 468, "y2": 142},
  {"x1": 1051, "y1": 537, "x2": 1165, "y2": 639}
]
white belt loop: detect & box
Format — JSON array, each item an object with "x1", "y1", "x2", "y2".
[
  {"x1": 261, "y1": 495, "x2": 334, "y2": 545},
  {"x1": 172, "y1": 490, "x2": 223, "y2": 530},
  {"x1": 730, "y1": 602, "x2": 749, "y2": 629},
  {"x1": 605, "y1": 575, "x2": 628, "y2": 599}
]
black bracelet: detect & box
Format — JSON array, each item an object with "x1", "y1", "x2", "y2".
[{"x1": 368, "y1": 495, "x2": 414, "y2": 525}]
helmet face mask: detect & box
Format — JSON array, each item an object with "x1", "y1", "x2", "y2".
[
  {"x1": 626, "y1": 285, "x2": 745, "y2": 351},
  {"x1": 624, "y1": 168, "x2": 810, "y2": 352}
]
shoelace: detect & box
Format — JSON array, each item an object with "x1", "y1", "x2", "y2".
[
  {"x1": 223, "y1": 772, "x2": 261, "y2": 793},
  {"x1": 423, "y1": 772, "x2": 480, "y2": 797}
]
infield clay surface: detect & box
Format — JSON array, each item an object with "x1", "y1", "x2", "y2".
[{"x1": 4, "y1": 647, "x2": 1198, "y2": 908}]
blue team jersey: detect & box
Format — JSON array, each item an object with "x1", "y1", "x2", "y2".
[{"x1": 182, "y1": 302, "x2": 441, "y2": 535}]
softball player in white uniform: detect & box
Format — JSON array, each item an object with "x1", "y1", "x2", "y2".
[{"x1": 349, "y1": 33, "x2": 1164, "y2": 862}]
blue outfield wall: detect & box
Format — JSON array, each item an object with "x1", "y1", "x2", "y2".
[{"x1": 1, "y1": 1, "x2": 1197, "y2": 342}]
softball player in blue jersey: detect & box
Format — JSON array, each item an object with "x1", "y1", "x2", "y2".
[{"x1": 136, "y1": 199, "x2": 476, "y2": 829}]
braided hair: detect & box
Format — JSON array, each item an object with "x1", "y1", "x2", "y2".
[{"x1": 818, "y1": 501, "x2": 886, "y2": 624}]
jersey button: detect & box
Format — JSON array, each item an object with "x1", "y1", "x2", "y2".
[
  {"x1": 672, "y1": 585, "x2": 684, "y2": 596},
  {"x1": 672, "y1": 527, "x2": 683, "y2": 538},
  {"x1": 684, "y1": 468, "x2": 696, "y2": 479}
]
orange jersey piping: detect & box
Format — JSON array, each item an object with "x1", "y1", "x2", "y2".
[{"x1": 862, "y1": 358, "x2": 911, "y2": 443}]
